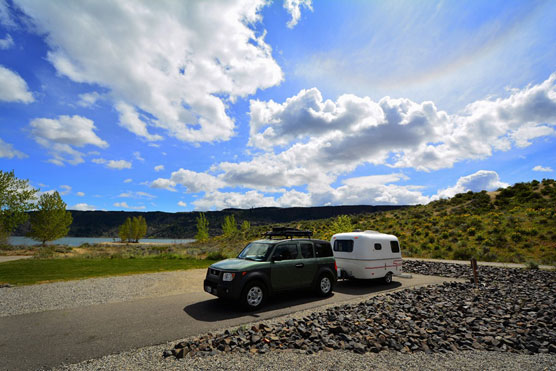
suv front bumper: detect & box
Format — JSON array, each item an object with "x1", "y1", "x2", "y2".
[{"x1": 203, "y1": 278, "x2": 242, "y2": 300}]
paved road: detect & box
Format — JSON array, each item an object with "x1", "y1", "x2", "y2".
[{"x1": 0, "y1": 274, "x2": 455, "y2": 371}]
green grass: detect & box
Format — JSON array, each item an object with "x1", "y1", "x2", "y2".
[{"x1": 0, "y1": 256, "x2": 215, "y2": 286}]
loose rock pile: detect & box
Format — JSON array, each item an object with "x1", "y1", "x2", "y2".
[
  {"x1": 165, "y1": 261, "x2": 555, "y2": 359},
  {"x1": 403, "y1": 260, "x2": 554, "y2": 283}
]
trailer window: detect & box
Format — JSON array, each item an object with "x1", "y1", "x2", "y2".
[
  {"x1": 315, "y1": 242, "x2": 333, "y2": 257},
  {"x1": 300, "y1": 243, "x2": 314, "y2": 258},
  {"x1": 390, "y1": 240, "x2": 400, "y2": 253},
  {"x1": 333, "y1": 240, "x2": 354, "y2": 253},
  {"x1": 374, "y1": 243, "x2": 382, "y2": 250}
]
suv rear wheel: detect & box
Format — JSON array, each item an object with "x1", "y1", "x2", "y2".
[
  {"x1": 241, "y1": 280, "x2": 266, "y2": 310},
  {"x1": 315, "y1": 272, "x2": 333, "y2": 297}
]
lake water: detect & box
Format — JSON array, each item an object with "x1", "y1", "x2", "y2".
[{"x1": 8, "y1": 236, "x2": 195, "y2": 247}]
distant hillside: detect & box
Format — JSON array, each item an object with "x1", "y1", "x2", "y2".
[
  {"x1": 296, "y1": 178, "x2": 556, "y2": 265},
  {"x1": 14, "y1": 205, "x2": 406, "y2": 239}
]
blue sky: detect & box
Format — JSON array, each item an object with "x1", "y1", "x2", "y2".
[{"x1": 0, "y1": 0, "x2": 555, "y2": 212}]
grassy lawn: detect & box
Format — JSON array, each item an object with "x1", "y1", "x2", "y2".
[{"x1": 0, "y1": 256, "x2": 215, "y2": 286}]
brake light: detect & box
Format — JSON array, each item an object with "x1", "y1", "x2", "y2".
[{"x1": 334, "y1": 261, "x2": 338, "y2": 272}]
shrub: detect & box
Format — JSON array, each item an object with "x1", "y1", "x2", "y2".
[
  {"x1": 511, "y1": 233, "x2": 522, "y2": 242},
  {"x1": 526, "y1": 260, "x2": 539, "y2": 270},
  {"x1": 205, "y1": 250, "x2": 227, "y2": 261},
  {"x1": 431, "y1": 250, "x2": 444, "y2": 259},
  {"x1": 452, "y1": 246, "x2": 476, "y2": 260}
]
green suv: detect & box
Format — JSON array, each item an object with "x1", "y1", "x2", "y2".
[{"x1": 203, "y1": 228, "x2": 337, "y2": 310}]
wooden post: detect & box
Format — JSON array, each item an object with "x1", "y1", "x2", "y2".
[{"x1": 470, "y1": 258, "x2": 478, "y2": 287}]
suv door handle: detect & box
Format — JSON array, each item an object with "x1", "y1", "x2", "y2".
[{"x1": 295, "y1": 263, "x2": 304, "y2": 268}]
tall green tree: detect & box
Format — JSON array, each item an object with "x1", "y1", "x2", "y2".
[
  {"x1": 132, "y1": 215, "x2": 147, "y2": 242},
  {"x1": 195, "y1": 212, "x2": 209, "y2": 242},
  {"x1": 119, "y1": 216, "x2": 147, "y2": 243},
  {"x1": 222, "y1": 214, "x2": 237, "y2": 238},
  {"x1": 28, "y1": 191, "x2": 73, "y2": 246},
  {"x1": 0, "y1": 170, "x2": 38, "y2": 243},
  {"x1": 119, "y1": 217, "x2": 132, "y2": 243},
  {"x1": 241, "y1": 220, "x2": 251, "y2": 238}
]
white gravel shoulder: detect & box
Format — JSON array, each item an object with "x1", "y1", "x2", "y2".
[
  {"x1": 0, "y1": 269, "x2": 206, "y2": 317},
  {"x1": 53, "y1": 345, "x2": 556, "y2": 371}
]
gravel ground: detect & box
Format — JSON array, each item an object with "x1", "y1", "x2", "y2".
[
  {"x1": 0, "y1": 269, "x2": 206, "y2": 317},
  {"x1": 54, "y1": 346, "x2": 556, "y2": 371}
]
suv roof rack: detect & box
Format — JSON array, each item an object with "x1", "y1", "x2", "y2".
[{"x1": 264, "y1": 227, "x2": 313, "y2": 240}]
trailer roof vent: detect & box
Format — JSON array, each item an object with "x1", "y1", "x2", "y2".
[{"x1": 363, "y1": 230, "x2": 380, "y2": 234}]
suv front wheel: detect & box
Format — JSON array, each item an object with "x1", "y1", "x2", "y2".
[
  {"x1": 241, "y1": 280, "x2": 266, "y2": 310},
  {"x1": 315, "y1": 272, "x2": 333, "y2": 297}
]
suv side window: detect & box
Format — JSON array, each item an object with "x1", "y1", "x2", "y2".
[
  {"x1": 272, "y1": 243, "x2": 299, "y2": 260},
  {"x1": 315, "y1": 242, "x2": 333, "y2": 257},
  {"x1": 300, "y1": 242, "x2": 314, "y2": 258},
  {"x1": 390, "y1": 240, "x2": 400, "y2": 253}
]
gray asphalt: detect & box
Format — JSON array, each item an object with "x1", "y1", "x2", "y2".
[{"x1": 0, "y1": 274, "x2": 455, "y2": 371}]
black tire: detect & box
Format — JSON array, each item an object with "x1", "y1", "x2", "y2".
[
  {"x1": 240, "y1": 280, "x2": 266, "y2": 311},
  {"x1": 383, "y1": 272, "x2": 393, "y2": 284},
  {"x1": 315, "y1": 272, "x2": 334, "y2": 297}
]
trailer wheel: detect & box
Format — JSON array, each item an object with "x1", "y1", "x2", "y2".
[
  {"x1": 315, "y1": 273, "x2": 333, "y2": 297},
  {"x1": 383, "y1": 272, "x2": 393, "y2": 284}
]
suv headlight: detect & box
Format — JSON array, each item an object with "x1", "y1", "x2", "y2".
[{"x1": 222, "y1": 272, "x2": 235, "y2": 281}]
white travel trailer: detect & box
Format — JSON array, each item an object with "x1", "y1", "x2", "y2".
[{"x1": 331, "y1": 230, "x2": 402, "y2": 283}]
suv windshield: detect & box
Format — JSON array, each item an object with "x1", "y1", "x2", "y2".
[{"x1": 237, "y1": 242, "x2": 274, "y2": 261}]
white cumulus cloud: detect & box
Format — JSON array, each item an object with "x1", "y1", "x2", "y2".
[
  {"x1": 29, "y1": 115, "x2": 108, "y2": 165},
  {"x1": 283, "y1": 0, "x2": 312, "y2": 28},
  {"x1": 177, "y1": 201, "x2": 187, "y2": 208},
  {"x1": 116, "y1": 102, "x2": 162, "y2": 142},
  {"x1": 0, "y1": 33, "x2": 13, "y2": 49},
  {"x1": 193, "y1": 190, "x2": 280, "y2": 210},
  {"x1": 190, "y1": 172, "x2": 427, "y2": 210},
  {"x1": 435, "y1": 170, "x2": 509, "y2": 199},
  {"x1": 154, "y1": 165, "x2": 164, "y2": 172},
  {"x1": 239, "y1": 73, "x2": 556, "y2": 191},
  {"x1": 118, "y1": 191, "x2": 155, "y2": 199},
  {"x1": 0, "y1": 137, "x2": 26, "y2": 159},
  {"x1": 16, "y1": 0, "x2": 283, "y2": 143},
  {"x1": 0, "y1": 1, "x2": 16, "y2": 27},
  {"x1": 70, "y1": 203, "x2": 96, "y2": 211},
  {"x1": 106, "y1": 160, "x2": 131, "y2": 170},
  {"x1": 533, "y1": 165, "x2": 553, "y2": 172},
  {"x1": 76, "y1": 191, "x2": 85, "y2": 196},
  {"x1": 59, "y1": 185, "x2": 71, "y2": 195},
  {"x1": 133, "y1": 151, "x2": 144, "y2": 162},
  {"x1": 0, "y1": 65, "x2": 34, "y2": 103},
  {"x1": 113, "y1": 201, "x2": 145, "y2": 210},
  {"x1": 151, "y1": 168, "x2": 225, "y2": 193},
  {"x1": 77, "y1": 91, "x2": 102, "y2": 107}
]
